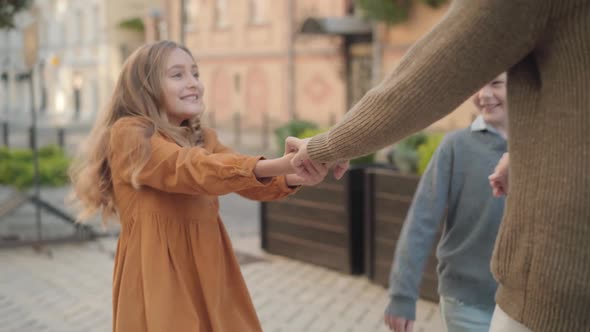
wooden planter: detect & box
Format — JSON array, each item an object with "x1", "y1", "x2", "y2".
[
  {"x1": 260, "y1": 166, "x2": 441, "y2": 302},
  {"x1": 364, "y1": 168, "x2": 440, "y2": 302},
  {"x1": 260, "y1": 168, "x2": 366, "y2": 274}
]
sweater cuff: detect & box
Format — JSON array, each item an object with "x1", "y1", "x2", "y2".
[
  {"x1": 308, "y1": 132, "x2": 336, "y2": 163},
  {"x1": 385, "y1": 295, "x2": 417, "y2": 321}
]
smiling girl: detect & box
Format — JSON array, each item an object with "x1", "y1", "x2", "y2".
[{"x1": 69, "y1": 40, "x2": 326, "y2": 332}]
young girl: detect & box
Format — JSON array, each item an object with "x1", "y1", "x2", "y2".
[{"x1": 69, "y1": 40, "x2": 326, "y2": 332}]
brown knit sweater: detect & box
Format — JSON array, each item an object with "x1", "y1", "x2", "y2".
[{"x1": 308, "y1": 1, "x2": 590, "y2": 331}]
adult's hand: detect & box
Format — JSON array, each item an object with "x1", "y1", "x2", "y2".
[
  {"x1": 285, "y1": 136, "x2": 349, "y2": 180},
  {"x1": 331, "y1": 160, "x2": 349, "y2": 180},
  {"x1": 285, "y1": 136, "x2": 312, "y2": 177},
  {"x1": 384, "y1": 314, "x2": 414, "y2": 332},
  {"x1": 489, "y1": 152, "x2": 509, "y2": 196},
  {"x1": 285, "y1": 161, "x2": 328, "y2": 187}
]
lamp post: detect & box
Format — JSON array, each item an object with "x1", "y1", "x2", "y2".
[{"x1": 72, "y1": 72, "x2": 83, "y2": 121}]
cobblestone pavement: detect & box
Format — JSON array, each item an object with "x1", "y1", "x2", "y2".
[
  {"x1": 0, "y1": 236, "x2": 443, "y2": 332},
  {"x1": 0, "y1": 190, "x2": 444, "y2": 332}
]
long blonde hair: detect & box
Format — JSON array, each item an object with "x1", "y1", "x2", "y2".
[{"x1": 69, "y1": 40, "x2": 204, "y2": 224}]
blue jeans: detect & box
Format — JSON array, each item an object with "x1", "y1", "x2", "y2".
[{"x1": 439, "y1": 296, "x2": 494, "y2": 332}]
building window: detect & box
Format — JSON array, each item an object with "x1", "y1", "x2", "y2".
[
  {"x1": 58, "y1": 21, "x2": 66, "y2": 46},
  {"x1": 0, "y1": 30, "x2": 7, "y2": 48},
  {"x1": 90, "y1": 4, "x2": 100, "y2": 41},
  {"x1": 183, "y1": 0, "x2": 199, "y2": 30},
  {"x1": 214, "y1": 0, "x2": 230, "y2": 29},
  {"x1": 249, "y1": 0, "x2": 267, "y2": 25},
  {"x1": 38, "y1": 18, "x2": 49, "y2": 48},
  {"x1": 158, "y1": 20, "x2": 168, "y2": 40},
  {"x1": 69, "y1": 10, "x2": 82, "y2": 44},
  {"x1": 77, "y1": 9, "x2": 84, "y2": 43}
]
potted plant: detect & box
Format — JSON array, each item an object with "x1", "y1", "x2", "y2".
[
  {"x1": 260, "y1": 119, "x2": 444, "y2": 292},
  {"x1": 260, "y1": 123, "x2": 378, "y2": 274},
  {"x1": 0, "y1": 145, "x2": 71, "y2": 190}
]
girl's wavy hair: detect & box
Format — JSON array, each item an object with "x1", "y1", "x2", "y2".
[{"x1": 68, "y1": 40, "x2": 204, "y2": 224}]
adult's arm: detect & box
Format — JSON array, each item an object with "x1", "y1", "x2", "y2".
[{"x1": 307, "y1": 0, "x2": 548, "y2": 162}]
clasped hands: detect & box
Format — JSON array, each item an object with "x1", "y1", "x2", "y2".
[{"x1": 284, "y1": 136, "x2": 349, "y2": 186}]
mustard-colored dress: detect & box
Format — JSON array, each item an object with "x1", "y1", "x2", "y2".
[{"x1": 108, "y1": 118, "x2": 296, "y2": 332}]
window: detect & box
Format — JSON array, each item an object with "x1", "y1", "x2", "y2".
[
  {"x1": 68, "y1": 10, "x2": 82, "y2": 44},
  {"x1": 214, "y1": 0, "x2": 230, "y2": 29},
  {"x1": 89, "y1": 4, "x2": 100, "y2": 41},
  {"x1": 0, "y1": 30, "x2": 7, "y2": 48},
  {"x1": 183, "y1": 0, "x2": 199, "y2": 29},
  {"x1": 158, "y1": 20, "x2": 168, "y2": 40},
  {"x1": 249, "y1": 0, "x2": 267, "y2": 25},
  {"x1": 77, "y1": 9, "x2": 84, "y2": 43}
]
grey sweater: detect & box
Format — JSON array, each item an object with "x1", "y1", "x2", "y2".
[{"x1": 386, "y1": 119, "x2": 507, "y2": 320}]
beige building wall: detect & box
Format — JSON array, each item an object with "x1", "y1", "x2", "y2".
[
  {"x1": 381, "y1": 2, "x2": 477, "y2": 132},
  {"x1": 160, "y1": 0, "x2": 475, "y2": 135},
  {"x1": 163, "y1": 0, "x2": 348, "y2": 129}
]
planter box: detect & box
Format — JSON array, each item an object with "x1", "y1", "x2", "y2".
[
  {"x1": 364, "y1": 168, "x2": 440, "y2": 302},
  {"x1": 260, "y1": 166, "x2": 441, "y2": 302},
  {"x1": 260, "y1": 168, "x2": 366, "y2": 274}
]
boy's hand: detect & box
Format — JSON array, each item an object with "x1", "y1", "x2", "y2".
[
  {"x1": 489, "y1": 152, "x2": 509, "y2": 196},
  {"x1": 384, "y1": 314, "x2": 414, "y2": 332}
]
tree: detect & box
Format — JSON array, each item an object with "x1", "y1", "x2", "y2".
[
  {"x1": 356, "y1": 0, "x2": 447, "y2": 25},
  {"x1": 0, "y1": 0, "x2": 33, "y2": 29}
]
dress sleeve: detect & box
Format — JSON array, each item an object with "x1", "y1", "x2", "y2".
[
  {"x1": 206, "y1": 128, "x2": 299, "y2": 201},
  {"x1": 109, "y1": 120, "x2": 272, "y2": 196}
]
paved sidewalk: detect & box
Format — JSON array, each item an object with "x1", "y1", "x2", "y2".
[
  {"x1": 0, "y1": 235, "x2": 443, "y2": 332},
  {"x1": 235, "y1": 237, "x2": 444, "y2": 332},
  {"x1": 0, "y1": 189, "x2": 444, "y2": 332}
]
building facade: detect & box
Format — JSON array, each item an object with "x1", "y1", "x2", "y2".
[
  {"x1": 0, "y1": 0, "x2": 157, "y2": 125},
  {"x1": 155, "y1": 0, "x2": 475, "y2": 133}
]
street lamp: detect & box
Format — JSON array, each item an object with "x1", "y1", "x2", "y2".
[{"x1": 72, "y1": 71, "x2": 83, "y2": 120}]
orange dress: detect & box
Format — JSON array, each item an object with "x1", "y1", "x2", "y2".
[{"x1": 108, "y1": 118, "x2": 296, "y2": 332}]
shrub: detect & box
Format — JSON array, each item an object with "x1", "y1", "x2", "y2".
[
  {"x1": 274, "y1": 120, "x2": 318, "y2": 155},
  {"x1": 0, "y1": 145, "x2": 71, "y2": 190},
  {"x1": 417, "y1": 133, "x2": 444, "y2": 175},
  {"x1": 387, "y1": 132, "x2": 443, "y2": 175}
]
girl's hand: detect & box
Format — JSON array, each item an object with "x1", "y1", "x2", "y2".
[
  {"x1": 285, "y1": 160, "x2": 329, "y2": 186},
  {"x1": 253, "y1": 153, "x2": 297, "y2": 179},
  {"x1": 286, "y1": 136, "x2": 349, "y2": 180}
]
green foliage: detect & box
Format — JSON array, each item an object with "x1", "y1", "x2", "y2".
[
  {"x1": 387, "y1": 132, "x2": 426, "y2": 174},
  {"x1": 38, "y1": 144, "x2": 66, "y2": 159},
  {"x1": 387, "y1": 132, "x2": 443, "y2": 174},
  {"x1": 0, "y1": 145, "x2": 70, "y2": 190},
  {"x1": 356, "y1": 0, "x2": 449, "y2": 25},
  {"x1": 0, "y1": 0, "x2": 33, "y2": 29},
  {"x1": 118, "y1": 17, "x2": 145, "y2": 32},
  {"x1": 349, "y1": 153, "x2": 376, "y2": 165},
  {"x1": 417, "y1": 133, "x2": 444, "y2": 175},
  {"x1": 356, "y1": 0, "x2": 410, "y2": 25},
  {"x1": 421, "y1": 0, "x2": 447, "y2": 7},
  {"x1": 274, "y1": 120, "x2": 319, "y2": 155},
  {"x1": 297, "y1": 128, "x2": 323, "y2": 139}
]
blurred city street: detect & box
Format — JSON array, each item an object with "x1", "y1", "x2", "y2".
[
  {"x1": 0, "y1": 188, "x2": 444, "y2": 332},
  {"x1": 0, "y1": 1, "x2": 473, "y2": 331}
]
